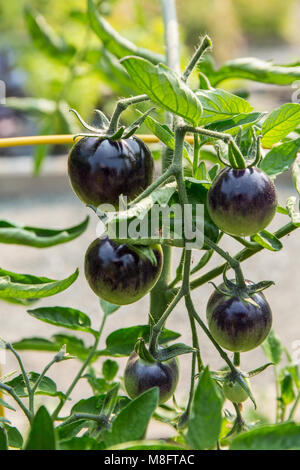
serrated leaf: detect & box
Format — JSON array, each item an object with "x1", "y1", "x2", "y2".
[
  {"x1": 88, "y1": 0, "x2": 163, "y2": 64},
  {"x1": 27, "y1": 306, "x2": 94, "y2": 335},
  {"x1": 230, "y1": 422, "x2": 300, "y2": 450},
  {"x1": 0, "y1": 217, "x2": 89, "y2": 248},
  {"x1": 144, "y1": 115, "x2": 192, "y2": 164},
  {"x1": 0, "y1": 268, "x2": 78, "y2": 300},
  {"x1": 250, "y1": 230, "x2": 283, "y2": 251},
  {"x1": 121, "y1": 56, "x2": 202, "y2": 125},
  {"x1": 186, "y1": 367, "x2": 224, "y2": 450},
  {"x1": 204, "y1": 57, "x2": 300, "y2": 87},
  {"x1": 154, "y1": 343, "x2": 194, "y2": 361},
  {"x1": 5, "y1": 372, "x2": 63, "y2": 399},
  {"x1": 259, "y1": 138, "x2": 300, "y2": 176},
  {"x1": 102, "y1": 388, "x2": 158, "y2": 447},
  {"x1": 24, "y1": 7, "x2": 75, "y2": 63},
  {"x1": 262, "y1": 103, "x2": 300, "y2": 148},
  {"x1": 70, "y1": 395, "x2": 105, "y2": 416},
  {"x1": 261, "y1": 330, "x2": 283, "y2": 365},
  {"x1": 103, "y1": 325, "x2": 180, "y2": 356},
  {"x1": 280, "y1": 369, "x2": 295, "y2": 405},
  {"x1": 25, "y1": 406, "x2": 56, "y2": 450},
  {"x1": 205, "y1": 112, "x2": 264, "y2": 135},
  {"x1": 196, "y1": 89, "x2": 253, "y2": 125}
]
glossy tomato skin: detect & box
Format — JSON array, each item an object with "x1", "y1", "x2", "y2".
[
  {"x1": 84, "y1": 237, "x2": 163, "y2": 305},
  {"x1": 206, "y1": 281, "x2": 272, "y2": 352},
  {"x1": 223, "y1": 376, "x2": 250, "y2": 403},
  {"x1": 207, "y1": 167, "x2": 277, "y2": 236},
  {"x1": 124, "y1": 351, "x2": 179, "y2": 404},
  {"x1": 68, "y1": 136, "x2": 153, "y2": 208}
]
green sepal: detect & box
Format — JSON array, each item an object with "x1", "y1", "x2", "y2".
[{"x1": 134, "y1": 338, "x2": 156, "y2": 364}]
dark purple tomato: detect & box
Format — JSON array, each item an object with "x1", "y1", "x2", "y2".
[
  {"x1": 206, "y1": 281, "x2": 272, "y2": 352},
  {"x1": 207, "y1": 167, "x2": 277, "y2": 237},
  {"x1": 124, "y1": 351, "x2": 179, "y2": 404},
  {"x1": 84, "y1": 237, "x2": 163, "y2": 305},
  {"x1": 68, "y1": 136, "x2": 153, "y2": 208}
]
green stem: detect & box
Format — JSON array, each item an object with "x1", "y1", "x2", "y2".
[
  {"x1": 6, "y1": 343, "x2": 33, "y2": 414},
  {"x1": 0, "y1": 382, "x2": 32, "y2": 423},
  {"x1": 32, "y1": 358, "x2": 57, "y2": 395},
  {"x1": 182, "y1": 35, "x2": 212, "y2": 82},
  {"x1": 288, "y1": 390, "x2": 300, "y2": 421},
  {"x1": 107, "y1": 94, "x2": 149, "y2": 135},
  {"x1": 192, "y1": 134, "x2": 200, "y2": 175},
  {"x1": 190, "y1": 222, "x2": 298, "y2": 291},
  {"x1": 168, "y1": 249, "x2": 185, "y2": 289},
  {"x1": 52, "y1": 312, "x2": 108, "y2": 421},
  {"x1": 234, "y1": 353, "x2": 241, "y2": 367}
]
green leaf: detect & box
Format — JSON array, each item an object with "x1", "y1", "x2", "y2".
[
  {"x1": 262, "y1": 104, "x2": 300, "y2": 148},
  {"x1": 5, "y1": 372, "x2": 63, "y2": 399},
  {"x1": 205, "y1": 112, "x2": 264, "y2": 135},
  {"x1": 5, "y1": 97, "x2": 56, "y2": 115},
  {"x1": 0, "y1": 268, "x2": 78, "y2": 300},
  {"x1": 0, "y1": 427, "x2": 8, "y2": 450},
  {"x1": 71, "y1": 395, "x2": 105, "y2": 416},
  {"x1": 230, "y1": 422, "x2": 300, "y2": 450},
  {"x1": 186, "y1": 367, "x2": 224, "y2": 450},
  {"x1": 196, "y1": 89, "x2": 253, "y2": 125},
  {"x1": 59, "y1": 436, "x2": 103, "y2": 450},
  {"x1": 261, "y1": 330, "x2": 283, "y2": 365},
  {"x1": 13, "y1": 334, "x2": 94, "y2": 361},
  {"x1": 108, "y1": 440, "x2": 187, "y2": 450},
  {"x1": 99, "y1": 299, "x2": 120, "y2": 316},
  {"x1": 292, "y1": 160, "x2": 300, "y2": 196},
  {"x1": 280, "y1": 369, "x2": 296, "y2": 405},
  {"x1": 88, "y1": 0, "x2": 163, "y2": 64},
  {"x1": 154, "y1": 343, "x2": 194, "y2": 361},
  {"x1": 27, "y1": 306, "x2": 95, "y2": 335},
  {"x1": 203, "y1": 57, "x2": 300, "y2": 87},
  {"x1": 102, "y1": 359, "x2": 119, "y2": 382},
  {"x1": 57, "y1": 420, "x2": 87, "y2": 441},
  {"x1": 250, "y1": 230, "x2": 283, "y2": 251},
  {"x1": 102, "y1": 388, "x2": 159, "y2": 447},
  {"x1": 103, "y1": 325, "x2": 180, "y2": 356},
  {"x1": 259, "y1": 138, "x2": 300, "y2": 177},
  {"x1": 25, "y1": 406, "x2": 56, "y2": 450},
  {"x1": 0, "y1": 398, "x2": 16, "y2": 412},
  {"x1": 121, "y1": 57, "x2": 202, "y2": 125},
  {"x1": 4, "y1": 425, "x2": 23, "y2": 449},
  {"x1": 144, "y1": 115, "x2": 192, "y2": 164},
  {"x1": 0, "y1": 217, "x2": 89, "y2": 248},
  {"x1": 247, "y1": 363, "x2": 274, "y2": 378},
  {"x1": 286, "y1": 196, "x2": 300, "y2": 226},
  {"x1": 24, "y1": 7, "x2": 75, "y2": 63}
]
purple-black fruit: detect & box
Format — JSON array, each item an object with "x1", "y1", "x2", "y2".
[
  {"x1": 206, "y1": 281, "x2": 272, "y2": 352},
  {"x1": 68, "y1": 136, "x2": 153, "y2": 208},
  {"x1": 207, "y1": 167, "x2": 277, "y2": 237},
  {"x1": 84, "y1": 237, "x2": 163, "y2": 305},
  {"x1": 124, "y1": 351, "x2": 179, "y2": 404}
]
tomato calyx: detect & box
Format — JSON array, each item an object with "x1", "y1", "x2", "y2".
[
  {"x1": 70, "y1": 106, "x2": 155, "y2": 142},
  {"x1": 214, "y1": 127, "x2": 263, "y2": 170},
  {"x1": 134, "y1": 338, "x2": 156, "y2": 364},
  {"x1": 209, "y1": 265, "x2": 274, "y2": 309}
]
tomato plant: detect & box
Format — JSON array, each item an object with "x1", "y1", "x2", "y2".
[{"x1": 0, "y1": 0, "x2": 300, "y2": 453}]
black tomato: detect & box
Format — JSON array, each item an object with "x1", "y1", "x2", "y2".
[
  {"x1": 68, "y1": 136, "x2": 153, "y2": 208},
  {"x1": 124, "y1": 351, "x2": 179, "y2": 404},
  {"x1": 84, "y1": 237, "x2": 163, "y2": 305},
  {"x1": 206, "y1": 281, "x2": 272, "y2": 352},
  {"x1": 207, "y1": 167, "x2": 277, "y2": 237}
]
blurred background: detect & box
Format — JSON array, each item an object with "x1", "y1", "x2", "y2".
[{"x1": 0, "y1": 0, "x2": 300, "y2": 438}]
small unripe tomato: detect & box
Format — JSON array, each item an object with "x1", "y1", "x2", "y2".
[
  {"x1": 207, "y1": 167, "x2": 277, "y2": 236},
  {"x1": 68, "y1": 136, "x2": 153, "y2": 208},
  {"x1": 124, "y1": 351, "x2": 179, "y2": 404},
  {"x1": 223, "y1": 375, "x2": 250, "y2": 403},
  {"x1": 206, "y1": 281, "x2": 272, "y2": 352},
  {"x1": 84, "y1": 237, "x2": 163, "y2": 305}
]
